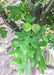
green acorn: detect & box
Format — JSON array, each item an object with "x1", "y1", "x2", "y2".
[
  {"x1": 32, "y1": 24, "x2": 40, "y2": 32},
  {"x1": 24, "y1": 23, "x2": 31, "y2": 32}
]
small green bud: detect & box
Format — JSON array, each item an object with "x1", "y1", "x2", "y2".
[
  {"x1": 32, "y1": 24, "x2": 40, "y2": 32},
  {"x1": 24, "y1": 23, "x2": 31, "y2": 32}
]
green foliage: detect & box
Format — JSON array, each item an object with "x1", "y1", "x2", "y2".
[
  {"x1": 34, "y1": 0, "x2": 41, "y2": 8},
  {"x1": 44, "y1": 14, "x2": 54, "y2": 30},
  {"x1": 22, "y1": 14, "x2": 36, "y2": 23},
  {"x1": 39, "y1": 55, "x2": 46, "y2": 74},
  {"x1": 7, "y1": 2, "x2": 29, "y2": 21},
  {"x1": 9, "y1": 26, "x2": 48, "y2": 74},
  {"x1": 0, "y1": 27, "x2": 7, "y2": 38},
  {"x1": 7, "y1": 1, "x2": 35, "y2": 23},
  {"x1": 0, "y1": 0, "x2": 54, "y2": 75},
  {"x1": 7, "y1": 6, "x2": 24, "y2": 21},
  {"x1": 0, "y1": 6, "x2": 3, "y2": 11},
  {"x1": 44, "y1": 14, "x2": 54, "y2": 49}
]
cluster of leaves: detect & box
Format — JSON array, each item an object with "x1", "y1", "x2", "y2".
[
  {"x1": 7, "y1": 2, "x2": 35, "y2": 23},
  {"x1": 44, "y1": 11, "x2": 54, "y2": 49},
  {"x1": 0, "y1": 2, "x2": 8, "y2": 38},
  {"x1": 0, "y1": 27, "x2": 7, "y2": 38},
  {"x1": 44, "y1": 14, "x2": 54, "y2": 30},
  {"x1": 0, "y1": 6, "x2": 3, "y2": 11},
  {"x1": 9, "y1": 25, "x2": 48, "y2": 74}
]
